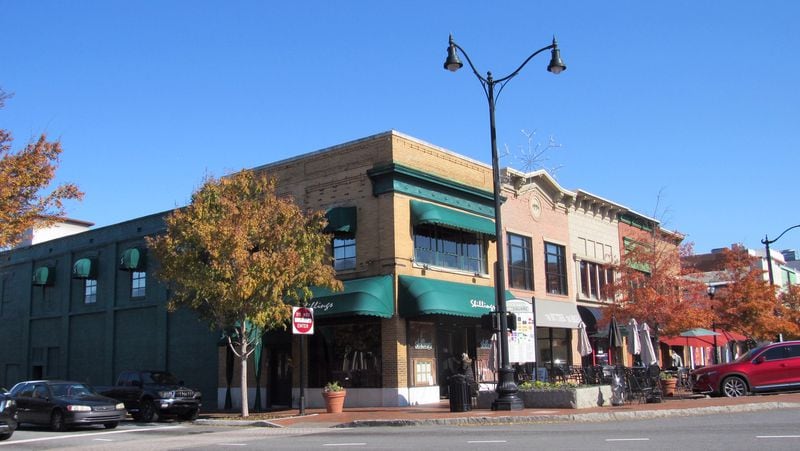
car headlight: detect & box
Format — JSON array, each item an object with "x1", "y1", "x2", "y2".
[
  {"x1": 67, "y1": 405, "x2": 92, "y2": 412},
  {"x1": 158, "y1": 391, "x2": 175, "y2": 398},
  {"x1": 0, "y1": 399, "x2": 13, "y2": 412},
  {"x1": 116, "y1": 403, "x2": 126, "y2": 410}
]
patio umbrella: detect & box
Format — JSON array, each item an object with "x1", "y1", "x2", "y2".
[
  {"x1": 578, "y1": 322, "x2": 593, "y2": 357},
  {"x1": 639, "y1": 322, "x2": 657, "y2": 366},
  {"x1": 680, "y1": 327, "x2": 720, "y2": 338},
  {"x1": 607, "y1": 315, "x2": 624, "y2": 348},
  {"x1": 627, "y1": 318, "x2": 641, "y2": 356}
]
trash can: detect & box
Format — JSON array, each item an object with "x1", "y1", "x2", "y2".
[{"x1": 448, "y1": 374, "x2": 471, "y2": 412}]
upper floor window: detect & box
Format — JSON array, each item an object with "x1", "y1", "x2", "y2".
[
  {"x1": 131, "y1": 271, "x2": 146, "y2": 298},
  {"x1": 414, "y1": 223, "x2": 486, "y2": 274},
  {"x1": 333, "y1": 237, "x2": 356, "y2": 271},
  {"x1": 508, "y1": 233, "x2": 533, "y2": 290},
  {"x1": 580, "y1": 261, "x2": 614, "y2": 301},
  {"x1": 84, "y1": 279, "x2": 97, "y2": 304},
  {"x1": 544, "y1": 242, "x2": 567, "y2": 295}
]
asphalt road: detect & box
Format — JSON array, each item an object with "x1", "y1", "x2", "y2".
[{"x1": 3, "y1": 408, "x2": 799, "y2": 450}]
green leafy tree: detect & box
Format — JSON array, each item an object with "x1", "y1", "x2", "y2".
[
  {"x1": 147, "y1": 170, "x2": 341, "y2": 417},
  {"x1": 0, "y1": 89, "x2": 83, "y2": 248}
]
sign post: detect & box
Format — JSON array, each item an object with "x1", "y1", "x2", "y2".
[{"x1": 292, "y1": 307, "x2": 314, "y2": 415}]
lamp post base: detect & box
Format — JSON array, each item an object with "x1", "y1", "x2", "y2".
[{"x1": 491, "y1": 367, "x2": 524, "y2": 411}]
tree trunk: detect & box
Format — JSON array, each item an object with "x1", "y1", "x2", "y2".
[{"x1": 240, "y1": 339, "x2": 249, "y2": 417}]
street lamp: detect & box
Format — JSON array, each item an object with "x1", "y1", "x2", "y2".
[
  {"x1": 443, "y1": 34, "x2": 566, "y2": 411},
  {"x1": 707, "y1": 285, "x2": 719, "y2": 364},
  {"x1": 762, "y1": 224, "x2": 800, "y2": 286}
]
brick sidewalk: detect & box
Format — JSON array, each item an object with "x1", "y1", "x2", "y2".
[{"x1": 199, "y1": 391, "x2": 800, "y2": 428}]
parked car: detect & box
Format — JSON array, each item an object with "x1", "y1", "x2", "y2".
[
  {"x1": 691, "y1": 340, "x2": 800, "y2": 397},
  {"x1": 0, "y1": 388, "x2": 17, "y2": 441},
  {"x1": 98, "y1": 370, "x2": 201, "y2": 422},
  {"x1": 9, "y1": 380, "x2": 126, "y2": 431}
]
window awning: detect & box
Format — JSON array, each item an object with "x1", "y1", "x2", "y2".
[
  {"x1": 398, "y1": 275, "x2": 512, "y2": 318},
  {"x1": 577, "y1": 305, "x2": 603, "y2": 331},
  {"x1": 324, "y1": 207, "x2": 357, "y2": 234},
  {"x1": 32, "y1": 266, "x2": 55, "y2": 286},
  {"x1": 120, "y1": 247, "x2": 146, "y2": 271},
  {"x1": 534, "y1": 298, "x2": 582, "y2": 329},
  {"x1": 410, "y1": 200, "x2": 495, "y2": 237},
  {"x1": 72, "y1": 258, "x2": 97, "y2": 279},
  {"x1": 308, "y1": 275, "x2": 393, "y2": 319}
]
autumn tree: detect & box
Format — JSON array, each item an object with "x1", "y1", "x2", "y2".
[
  {"x1": 779, "y1": 285, "x2": 800, "y2": 340},
  {"x1": 147, "y1": 170, "x2": 341, "y2": 417},
  {"x1": 712, "y1": 245, "x2": 798, "y2": 341},
  {"x1": 607, "y1": 234, "x2": 712, "y2": 338},
  {"x1": 0, "y1": 89, "x2": 83, "y2": 248}
]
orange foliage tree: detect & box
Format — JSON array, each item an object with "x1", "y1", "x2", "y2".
[
  {"x1": 779, "y1": 285, "x2": 800, "y2": 340},
  {"x1": 607, "y1": 237, "x2": 712, "y2": 338},
  {"x1": 0, "y1": 89, "x2": 83, "y2": 248},
  {"x1": 147, "y1": 170, "x2": 341, "y2": 417},
  {"x1": 713, "y1": 245, "x2": 799, "y2": 341}
]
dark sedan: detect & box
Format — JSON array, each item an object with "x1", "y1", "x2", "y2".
[
  {"x1": 9, "y1": 380, "x2": 126, "y2": 431},
  {"x1": 0, "y1": 388, "x2": 16, "y2": 440}
]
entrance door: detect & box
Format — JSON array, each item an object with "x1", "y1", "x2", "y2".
[{"x1": 268, "y1": 344, "x2": 292, "y2": 408}]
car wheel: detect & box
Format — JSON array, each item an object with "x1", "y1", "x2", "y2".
[
  {"x1": 104, "y1": 422, "x2": 119, "y2": 429},
  {"x1": 50, "y1": 410, "x2": 67, "y2": 432},
  {"x1": 0, "y1": 432, "x2": 12, "y2": 441},
  {"x1": 721, "y1": 376, "x2": 748, "y2": 397},
  {"x1": 138, "y1": 399, "x2": 159, "y2": 423},
  {"x1": 179, "y1": 408, "x2": 199, "y2": 421}
]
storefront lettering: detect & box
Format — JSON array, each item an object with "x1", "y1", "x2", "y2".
[
  {"x1": 414, "y1": 338, "x2": 433, "y2": 350},
  {"x1": 308, "y1": 300, "x2": 334, "y2": 312},
  {"x1": 470, "y1": 299, "x2": 495, "y2": 311}
]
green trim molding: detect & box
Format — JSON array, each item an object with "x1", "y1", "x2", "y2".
[
  {"x1": 398, "y1": 275, "x2": 513, "y2": 318},
  {"x1": 367, "y1": 163, "x2": 497, "y2": 218},
  {"x1": 308, "y1": 275, "x2": 394, "y2": 319},
  {"x1": 410, "y1": 200, "x2": 496, "y2": 237}
]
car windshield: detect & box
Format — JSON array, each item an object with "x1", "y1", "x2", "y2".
[
  {"x1": 50, "y1": 383, "x2": 94, "y2": 397},
  {"x1": 732, "y1": 347, "x2": 762, "y2": 363},
  {"x1": 143, "y1": 372, "x2": 179, "y2": 385}
]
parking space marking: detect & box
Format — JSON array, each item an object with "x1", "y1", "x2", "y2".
[
  {"x1": 756, "y1": 435, "x2": 800, "y2": 439},
  {"x1": 605, "y1": 438, "x2": 650, "y2": 441},
  {"x1": 0, "y1": 425, "x2": 184, "y2": 446}
]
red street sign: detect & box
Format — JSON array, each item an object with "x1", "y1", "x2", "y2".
[{"x1": 292, "y1": 307, "x2": 314, "y2": 335}]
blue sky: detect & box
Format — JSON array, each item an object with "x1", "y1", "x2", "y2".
[{"x1": 2, "y1": 1, "x2": 799, "y2": 256}]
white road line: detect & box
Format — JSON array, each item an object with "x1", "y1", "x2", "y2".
[
  {"x1": 219, "y1": 444, "x2": 248, "y2": 447},
  {"x1": 756, "y1": 435, "x2": 800, "y2": 438},
  {"x1": 322, "y1": 443, "x2": 367, "y2": 447},
  {"x1": 0, "y1": 425, "x2": 184, "y2": 446},
  {"x1": 605, "y1": 438, "x2": 650, "y2": 442},
  {"x1": 467, "y1": 440, "x2": 507, "y2": 443},
  {"x1": 93, "y1": 438, "x2": 114, "y2": 442}
]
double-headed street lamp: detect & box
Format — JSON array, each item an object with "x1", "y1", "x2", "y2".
[
  {"x1": 762, "y1": 224, "x2": 800, "y2": 286},
  {"x1": 443, "y1": 34, "x2": 566, "y2": 411}
]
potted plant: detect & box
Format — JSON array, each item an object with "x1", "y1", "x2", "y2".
[
  {"x1": 322, "y1": 381, "x2": 346, "y2": 413},
  {"x1": 660, "y1": 372, "x2": 677, "y2": 397}
]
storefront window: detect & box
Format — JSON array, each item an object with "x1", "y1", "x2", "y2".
[
  {"x1": 536, "y1": 327, "x2": 572, "y2": 369},
  {"x1": 309, "y1": 320, "x2": 382, "y2": 388}
]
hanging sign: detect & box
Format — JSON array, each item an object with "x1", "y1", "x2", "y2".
[{"x1": 292, "y1": 306, "x2": 314, "y2": 335}]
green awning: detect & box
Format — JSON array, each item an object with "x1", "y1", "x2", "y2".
[
  {"x1": 398, "y1": 275, "x2": 513, "y2": 318},
  {"x1": 324, "y1": 207, "x2": 357, "y2": 234},
  {"x1": 72, "y1": 258, "x2": 97, "y2": 279},
  {"x1": 120, "y1": 247, "x2": 146, "y2": 271},
  {"x1": 308, "y1": 275, "x2": 393, "y2": 319},
  {"x1": 32, "y1": 266, "x2": 55, "y2": 286},
  {"x1": 410, "y1": 200, "x2": 495, "y2": 237}
]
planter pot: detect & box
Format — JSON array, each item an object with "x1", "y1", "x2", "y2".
[
  {"x1": 322, "y1": 390, "x2": 346, "y2": 413},
  {"x1": 661, "y1": 379, "x2": 677, "y2": 397}
]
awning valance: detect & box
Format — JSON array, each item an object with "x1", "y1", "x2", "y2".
[
  {"x1": 324, "y1": 207, "x2": 357, "y2": 234},
  {"x1": 410, "y1": 200, "x2": 495, "y2": 237},
  {"x1": 32, "y1": 266, "x2": 55, "y2": 286},
  {"x1": 72, "y1": 258, "x2": 97, "y2": 279},
  {"x1": 534, "y1": 298, "x2": 581, "y2": 329},
  {"x1": 120, "y1": 247, "x2": 146, "y2": 271},
  {"x1": 398, "y1": 275, "x2": 512, "y2": 318},
  {"x1": 308, "y1": 275, "x2": 393, "y2": 319}
]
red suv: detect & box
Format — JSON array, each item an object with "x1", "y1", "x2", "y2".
[{"x1": 692, "y1": 340, "x2": 800, "y2": 397}]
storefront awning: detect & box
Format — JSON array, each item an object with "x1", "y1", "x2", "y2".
[
  {"x1": 72, "y1": 258, "x2": 97, "y2": 279},
  {"x1": 534, "y1": 298, "x2": 581, "y2": 329},
  {"x1": 308, "y1": 275, "x2": 393, "y2": 319},
  {"x1": 410, "y1": 200, "x2": 495, "y2": 237},
  {"x1": 32, "y1": 266, "x2": 55, "y2": 286},
  {"x1": 120, "y1": 247, "x2": 146, "y2": 271},
  {"x1": 324, "y1": 207, "x2": 357, "y2": 234},
  {"x1": 577, "y1": 306, "x2": 603, "y2": 332},
  {"x1": 398, "y1": 275, "x2": 512, "y2": 318}
]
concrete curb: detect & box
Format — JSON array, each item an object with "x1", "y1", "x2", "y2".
[
  {"x1": 336, "y1": 402, "x2": 800, "y2": 428},
  {"x1": 194, "y1": 419, "x2": 284, "y2": 427}
]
